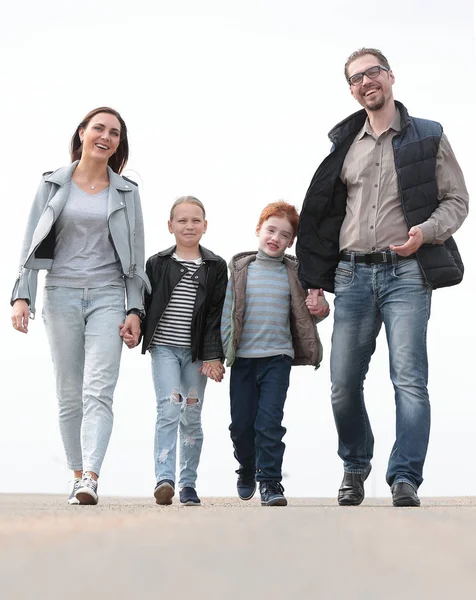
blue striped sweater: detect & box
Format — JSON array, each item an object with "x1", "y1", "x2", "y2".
[{"x1": 221, "y1": 249, "x2": 294, "y2": 360}]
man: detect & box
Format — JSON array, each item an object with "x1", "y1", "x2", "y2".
[{"x1": 297, "y1": 48, "x2": 468, "y2": 507}]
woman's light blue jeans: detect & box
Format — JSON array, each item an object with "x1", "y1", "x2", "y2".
[
  {"x1": 42, "y1": 285, "x2": 125, "y2": 475},
  {"x1": 150, "y1": 345, "x2": 207, "y2": 489}
]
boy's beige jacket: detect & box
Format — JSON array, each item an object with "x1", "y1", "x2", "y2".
[{"x1": 225, "y1": 251, "x2": 325, "y2": 368}]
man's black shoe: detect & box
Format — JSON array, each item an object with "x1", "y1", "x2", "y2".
[
  {"x1": 259, "y1": 481, "x2": 287, "y2": 506},
  {"x1": 391, "y1": 482, "x2": 421, "y2": 507},
  {"x1": 338, "y1": 465, "x2": 372, "y2": 506},
  {"x1": 236, "y1": 467, "x2": 257, "y2": 501}
]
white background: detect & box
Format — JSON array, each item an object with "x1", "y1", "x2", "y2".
[{"x1": 1, "y1": 0, "x2": 474, "y2": 499}]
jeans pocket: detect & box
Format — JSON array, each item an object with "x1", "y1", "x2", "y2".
[
  {"x1": 44, "y1": 285, "x2": 59, "y2": 291},
  {"x1": 334, "y1": 264, "x2": 354, "y2": 288},
  {"x1": 392, "y1": 259, "x2": 424, "y2": 281}
]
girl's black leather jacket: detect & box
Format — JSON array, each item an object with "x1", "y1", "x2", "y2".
[{"x1": 141, "y1": 245, "x2": 228, "y2": 362}]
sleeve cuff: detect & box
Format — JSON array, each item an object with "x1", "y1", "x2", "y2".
[
  {"x1": 127, "y1": 308, "x2": 145, "y2": 321},
  {"x1": 416, "y1": 222, "x2": 435, "y2": 244}
]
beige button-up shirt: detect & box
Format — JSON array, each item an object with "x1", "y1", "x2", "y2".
[{"x1": 339, "y1": 109, "x2": 469, "y2": 253}]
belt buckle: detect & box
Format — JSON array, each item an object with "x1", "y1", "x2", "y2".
[{"x1": 381, "y1": 251, "x2": 388, "y2": 264}]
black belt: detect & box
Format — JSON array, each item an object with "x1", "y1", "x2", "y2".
[{"x1": 339, "y1": 250, "x2": 415, "y2": 265}]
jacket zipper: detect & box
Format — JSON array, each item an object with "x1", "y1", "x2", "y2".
[
  {"x1": 107, "y1": 199, "x2": 135, "y2": 278},
  {"x1": 123, "y1": 199, "x2": 134, "y2": 277},
  {"x1": 194, "y1": 263, "x2": 208, "y2": 360},
  {"x1": 392, "y1": 135, "x2": 428, "y2": 286}
]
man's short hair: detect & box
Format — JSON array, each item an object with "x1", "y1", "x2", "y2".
[{"x1": 344, "y1": 48, "x2": 391, "y2": 82}]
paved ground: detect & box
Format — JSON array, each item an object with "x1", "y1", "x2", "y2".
[{"x1": 1, "y1": 495, "x2": 476, "y2": 599}]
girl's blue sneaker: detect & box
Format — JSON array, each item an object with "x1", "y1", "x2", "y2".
[{"x1": 179, "y1": 487, "x2": 201, "y2": 506}]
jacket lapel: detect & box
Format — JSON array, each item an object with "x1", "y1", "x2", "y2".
[
  {"x1": 46, "y1": 162, "x2": 132, "y2": 219},
  {"x1": 48, "y1": 182, "x2": 71, "y2": 218},
  {"x1": 107, "y1": 168, "x2": 132, "y2": 217}
]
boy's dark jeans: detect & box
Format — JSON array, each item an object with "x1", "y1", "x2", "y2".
[{"x1": 229, "y1": 355, "x2": 292, "y2": 482}]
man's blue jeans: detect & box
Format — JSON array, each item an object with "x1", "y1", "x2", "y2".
[
  {"x1": 229, "y1": 355, "x2": 292, "y2": 482},
  {"x1": 330, "y1": 256, "x2": 432, "y2": 489}
]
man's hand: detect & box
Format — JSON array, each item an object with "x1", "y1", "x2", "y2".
[
  {"x1": 11, "y1": 299, "x2": 30, "y2": 334},
  {"x1": 119, "y1": 314, "x2": 141, "y2": 349},
  {"x1": 306, "y1": 288, "x2": 330, "y2": 318},
  {"x1": 390, "y1": 226, "x2": 424, "y2": 257}
]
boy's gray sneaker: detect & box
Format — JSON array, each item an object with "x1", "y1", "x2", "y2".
[
  {"x1": 75, "y1": 473, "x2": 99, "y2": 505},
  {"x1": 259, "y1": 481, "x2": 287, "y2": 506},
  {"x1": 236, "y1": 468, "x2": 257, "y2": 501}
]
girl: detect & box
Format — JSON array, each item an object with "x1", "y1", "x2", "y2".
[
  {"x1": 141, "y1": 196, "x2": 227, "y2": 506},
  {"x1": 11, "y1": 107, "x2": 150, "y2": 505}
]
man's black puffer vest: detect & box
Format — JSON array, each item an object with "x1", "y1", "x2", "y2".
[{"x1": 296, "y1": 101, "x2": 464, "y2": 292}]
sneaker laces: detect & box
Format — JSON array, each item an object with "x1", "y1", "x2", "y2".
[
  {"x1": 236, "y1": 467, "x2": 255, "y2": 482},
  {"x1": 266, "y1": 481, "x2": 284, "y2": 494},
  {"x1": 81, "y1": 473, "x2": 97, "y2": 490}
]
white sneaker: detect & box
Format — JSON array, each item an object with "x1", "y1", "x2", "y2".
[
  {"x1": 75, "y1": 473, "x2": 99, "y2": 505},
  {"x1": 68, "y1": 478, "x2": 82, "y2": 505}
]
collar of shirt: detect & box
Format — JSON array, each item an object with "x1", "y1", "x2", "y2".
[
  {"x1": 172, "y1": 253, "x2": 202, "y2": 265},
  {"x1": 357, "y1": 108, "x2": 402, "y2": 141},
  {"x1": 256, "y1": 249, "x2": 285, "y2": 263}
]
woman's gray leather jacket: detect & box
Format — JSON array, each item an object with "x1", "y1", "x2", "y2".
[{"x1": 11, "y1": 161, "x2": 151, "y2": 317}]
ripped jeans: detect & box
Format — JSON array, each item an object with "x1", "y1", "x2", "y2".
[{"x1": 150, "y1": 345, "x2": 207, "y2": 488}]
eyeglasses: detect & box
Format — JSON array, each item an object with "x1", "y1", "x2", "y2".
[{"x1": 348, "y1": 65, "x2": 389, "y2": 86}]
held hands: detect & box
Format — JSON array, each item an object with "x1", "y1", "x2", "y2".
[
  {"x1": 11, "y1": 299, "x2": 30, "y2": 334},
  {"x1": 306, "y1": 288, "x2": 330, "y2": 318},
  {"x1": 390, "y1": 226, "x2": 424, "y2": 257},
  {"x1": 119, "y1": 314, "x2": 141, "y2": 349},
  {"x1": 199, "y1": 360, "x2": 225, "y2": 382}
]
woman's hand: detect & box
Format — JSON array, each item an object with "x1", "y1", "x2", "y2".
[
  {"x1": 11, "y1": 299, "x2": 30, "y2": 334},
  {"x1": 119, "y1": 314, "x2": 141, "y2": 349},
  {"x1": 200, "y1": 360, "x2": 225, "y2": 382}
]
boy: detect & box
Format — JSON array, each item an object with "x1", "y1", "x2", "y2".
[{"x1": 221, "y1": 201, "x2": 329, "y2": 506}]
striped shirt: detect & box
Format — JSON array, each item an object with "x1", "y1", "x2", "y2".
[
  {"x1": 222, "y1": 250, "x2": 294, "y2": 360},
  {"x1": 150, "y1": 254, "x2": 202, "y2": 348}
]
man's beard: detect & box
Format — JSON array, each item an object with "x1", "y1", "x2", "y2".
[{"x1": 364, "y1": 91, "x2": 386, "y2": 112}]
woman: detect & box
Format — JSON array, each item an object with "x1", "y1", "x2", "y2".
[{"x1": 11, "y1": 107, "x2": 150, "y2": 505}]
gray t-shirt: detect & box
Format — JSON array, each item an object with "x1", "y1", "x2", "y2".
[{"x1": 45, "y1": 182, "x2": 124, "y2": 288}]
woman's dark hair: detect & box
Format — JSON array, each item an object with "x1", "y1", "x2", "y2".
[{"x1": 70, "y1": 107, "x2": 129, "y2": 174}]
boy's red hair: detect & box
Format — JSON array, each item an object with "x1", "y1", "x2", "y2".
[{"x1": 256, "y1": 201, "x2": 299, "y2": 237}]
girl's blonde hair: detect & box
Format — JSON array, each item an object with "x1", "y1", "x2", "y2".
[{"x1": 169, "y1": 196, "x2": 206, "y2": 220}]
